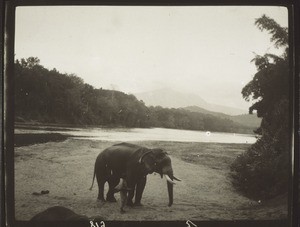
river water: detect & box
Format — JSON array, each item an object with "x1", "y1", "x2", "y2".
[{"x1": 15, "y1": 126, "x2": 257, "y2": 144}]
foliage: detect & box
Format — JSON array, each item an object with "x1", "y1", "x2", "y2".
[
  {"x1": 14, "y1": 57, "x2": 253, "y2": 133},
  {"x1": 231, "y1": 15, "x2": 289, "y2": 200},
  {"x1": 255, "y1": 15, "x2": 288, "y2": 49},
  {"x1": 14, "y1": 59, "x2": 149, "y2": 127}
]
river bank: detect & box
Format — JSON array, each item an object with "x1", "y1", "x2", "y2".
[{"x1": 14, "y1": 138, "x2": 287, "y2": 221}]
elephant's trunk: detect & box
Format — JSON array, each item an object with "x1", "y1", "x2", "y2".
[
  {"x1": 163, "y1": 170, "x2": 174, "y2": 207},
  {"x1": 161, "y1": 162, "x2": 175, "y2": 207},
  {"x1": 167, "y1": 177, "x2": 173, "y2": 207}
]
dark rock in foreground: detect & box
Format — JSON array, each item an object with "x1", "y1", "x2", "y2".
[
  {"x1": 30, "y1": 206, "x2": 88, "y2": 221},
  {"x1": 14, "y1": 133, "x2": 69, "y2": 147}
]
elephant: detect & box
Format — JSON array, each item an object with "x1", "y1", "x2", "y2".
[{"x1": 89, "y1": 143, "x2": 181, "y2": 207}]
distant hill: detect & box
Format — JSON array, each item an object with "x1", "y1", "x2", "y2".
[
  {"x1": 229, "y1": 114, "x2": 262, "y2": 129},
  {"x1": 184, "y1": 106, "x2": 261, "y2": 129},
  {"x1": 135, "y1": 88, "x2": 246, "y2": 116},
  {"x1": 184, "y1": 106, "x2": 229, "y2": 118}
]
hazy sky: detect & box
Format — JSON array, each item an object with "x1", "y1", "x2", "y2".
[{"x1": 15, "y1": 6, "x2": 288, "y2": 111}]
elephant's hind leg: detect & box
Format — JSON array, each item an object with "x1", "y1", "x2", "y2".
[
  {"x1": 96, "y1": 176, "x2": 106, "y2": 202},
  {"x1": 95, "y1": 158, "x2": 107, "y2": 202}
]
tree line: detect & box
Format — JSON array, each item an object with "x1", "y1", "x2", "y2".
[{"x1": 14, "y1": 57, "x2": 253, "y2": 134}]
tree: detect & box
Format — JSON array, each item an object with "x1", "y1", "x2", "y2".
[
  {"x1": 231, "y1": 15, "x2": 290, "y2": 200},
  {"x1": 19, "y1": 57, "x2": 40, "y2": 69}
]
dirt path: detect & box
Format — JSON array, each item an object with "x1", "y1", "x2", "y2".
[{"x1": 14, "y1": 139, "x2": 287, "y2": 221}]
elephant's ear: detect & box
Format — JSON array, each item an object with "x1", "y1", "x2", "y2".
[
  {"x1": 138, "y1": 150, "x2": 153, "y2": 164},
  {"x1": 137, "y1": 149, "x2": 158, "y2": 174},
  {"x1": 126, "y1": 148, "x2": 152, "y2": 189},
  {"x1": 152, "y1": 149, "x2": 169, "y2": 159}
]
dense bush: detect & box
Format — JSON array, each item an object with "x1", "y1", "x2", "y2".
[
  {"x1": 230, "y1": 15, "x2": 290, "y2": 200},
  {"x1": 231, "y1": 110, "x2": 289, "y2": 199}
]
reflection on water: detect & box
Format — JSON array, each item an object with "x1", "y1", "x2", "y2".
[{"x1": 15, "y1": 127, "x2": 257, "y2": 144}]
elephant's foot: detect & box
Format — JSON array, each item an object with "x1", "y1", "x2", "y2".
[
  {"x1": 96, "y1": 198, "x2": 106, "y2": 207},
  {"x1": 126, "y1": 200, "x2": 134, "y2": 207},
  {"x1": 106, "y1": 196, "x2": 117, "y2": 202},
  {"x1": 97, "y1": 197, "x2": 106, "y2": 203},
  {"x1": 120, "y1": 209, "x2": 126, "y2": 214},
  {"x1": 133, "y1": 202, "x2": 143, "y2": 207}
]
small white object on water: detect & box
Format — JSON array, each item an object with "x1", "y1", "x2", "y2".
[
  {"x1": 258, "y1": 200, "x2": 261, "y2": 204},
  {"x1": 206, "y1": 131, "x2": 211, "y2": 136}
]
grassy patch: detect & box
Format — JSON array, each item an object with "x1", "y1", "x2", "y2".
[{"x1": 134, "y1": 141, "x2": 251, "y2": 171}]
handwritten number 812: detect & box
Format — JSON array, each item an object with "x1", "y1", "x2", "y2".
[{"x1": 90, "y1": 221, "x2": 105, "y2": 227}]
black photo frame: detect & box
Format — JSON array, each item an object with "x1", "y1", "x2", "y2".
[{"x1": 2, "y1": 0, "x2": 299, "y2": 227}]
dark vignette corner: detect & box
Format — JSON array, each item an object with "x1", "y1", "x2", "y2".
[{"x1": 4, "y1": 0, "x2": 16, "y2": 226}]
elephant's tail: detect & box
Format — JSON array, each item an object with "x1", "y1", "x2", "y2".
[{"x1": 89, "y1": 164, "x2": 96, "y2": 191}]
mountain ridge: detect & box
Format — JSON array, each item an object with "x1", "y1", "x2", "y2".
[
  {"x1": 135, "y1": 88, "x2": 247, "y2": 116},
  {"x1": 184, "y1": 105, "x2": 261, "y2": 129}
]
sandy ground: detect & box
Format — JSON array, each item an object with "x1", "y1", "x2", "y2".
[{"x1": 14, "y1": 139, "x2": 288, "y2": 221}]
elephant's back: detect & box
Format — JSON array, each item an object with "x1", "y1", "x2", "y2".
[
  {"x1": 99, "y1": 143, "x2": 142, "y2": 170},
  {"x1": 105, "y1": 143, "x2": 142, "y2": 155}
]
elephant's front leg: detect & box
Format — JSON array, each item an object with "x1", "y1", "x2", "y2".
[
  {"x1": 134, "y1": 175, "x2": 146, "y2": 206},
  {"x1": 120, "y1": 189, "x2": 128, "y2": 213},
  {"x1": 106, "y1": 175, "x2": 119, "y2": 202},
  {"x1": 126, "y1": 187, "x2": 135, "y2": 206}
]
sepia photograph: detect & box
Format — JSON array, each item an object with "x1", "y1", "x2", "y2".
[{"x1": 7, "y1": 4, "x2": 293, "y2": 225}]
